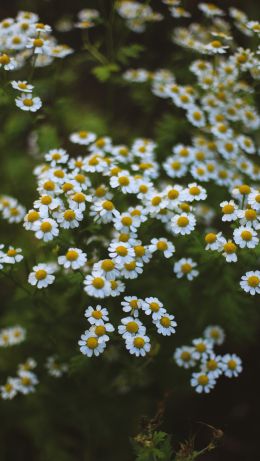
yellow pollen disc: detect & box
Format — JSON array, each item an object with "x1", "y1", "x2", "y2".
[
  {"x1": 102, "y1": 200, "x2": 114, "y2": 211},
  {"x1": 177, "y1": 216, "x2": 189, "y2": 227},
  {"x1": 130, "y1": 300, "x2": 138, "y2": 309},
  {"x1": 196, "y1": 343, "x2": 206, "y2": 353},
  {"x1": 150, "y1": 302, "x2": 159, "y2": 312},
  {"x1": 95, "y1": 325, "x2": 106, "y2": 336},
  {"x1": 73, "y1": 193, "x2": 85, "y2": 203},
  {"x1": 7, "y1": 249, "x2": 17, "y2": 256},
  {"x1": 198, "y1": 375, "x2": 209, "y2": 386},
  {"x1": 96, "y1": 138, "x2": 105, "y2": 148},
  {"x1": 207, "y1": 360, "x2": 217, "y2": 371},
  {"x1": 181, "y1": 351, "x2": 191, "y2": 361},
  {"x1": 193, "y1": 111, "x2": 202, "y2": 120},
  {"x1": 95, "y1": 186, "x2": 106, "y2": 197},
  {"x1": 216, "y1": 114, "x2": 224, "y2": 122},
  {"x1": 239, "y1": 185, "x2": 250, "y2": 195},
  {"x1": 121, "y1": 216, "x2": 132, "y2": 226},
  {"x1": 66, "y1": 250, "x2": 79, "y2": 261},
  {"x1": 63, "y1": 183, "x2": 73, "y2": 193},
  {"x1": 245, "y1": 209, "x2": 256, "y2": 221},
  {"x1": 227, "y1": 359, "x2": 237, "y2": 370},
  {"x1": 86, "y1": 337, "x2": 98, "y2": 349},
  {"x1": 179, "y1": 203, "x2": 190, "y2": 212},
  {"x1": 0, "y1": 54, "x2": 10, "y2": 64},
  {"x1": 43, "y1": 180, "x2": 55, "y2": 191},
  {"x1": 205, "y1": 233, "x2": 216, "y2": 244},
  {"x1": 160, "y1": 316, "x2": 171, "y2": 327},
  {"x1": 151, "y1": 196, "x2": 161, "y2": 206},
  {"x1": 119, "y1": 233, "x2": 129, "y2": 242},
  {"x1": 92, "y1": 311, "x2": 102, "y2": 320},
  {"x1": 134, "y1": 246, "x2": 145, "y2": 257},
  {"x1": 218, "y1": 170, "x2": 228, "y2": 179},
  {"x1": 189, "y1": 186, "x2": 200, "y2": 196},
  {"x1": 110, "y1": 167, "x2": 121, "y2": 175},
  {"x1": 225, "y1": 143, "x2": 234, "y2": 152},
  {"x1": 75, "y1": 160, "x2": 83, "y2": 168},
  {"x1": 116, "y1": 246, "x2": 128, "y2": 256},
  {"x1": 41, "y1": 195, "x2": 52, "y2": 205},
  {"x1": 23, "y1": 98, "x2": 33, "y2": 107},
  {"x1": 181, "y1": 263, "x2": 192, "y2": 273},
  {"x1": 157, "y1": 241, "x2": 168, "y2": 251},
  {"x1": 35, "y1": 269, "x2": 47, "y2": 280},
  {"x1": 74, "y1": 174, "x2": 85, "y2": 183},
  {"x1": 255, "y1": 194, "x2": 260, "y2": 203},
  {"x1": 18, "y1": 82, "x2": 27, "y2": 89},
  {"x1": 27, "y1": 210, "x2": 39, "y2": 222},
  {"x1": 133, "y1": 337, "x2": 145, "y2": 349},
  {"x1": 40, "y1": 222, "x2": 52, "y2": 232},
  {"x1": 171, "y1": 161, "x2": 180, "y2": 170},
  {"x1": 33, "y1": 38, "x2": 44, "y2": 47},
  {"x1": 210, "y1": 329, "x2": 220, "y2": 339},
  {"x1": 118, "y1": 176, "x2": 130, "y2": 186},
  {"x1": 101, "y1": 260, "x2": 114, "y2": 272},
  {"x1": 180, "y1": 94, "x2": 189, "y2": 103},
  {"x1": 241, "y1": 230, "x2": 252, "y2": 241},
  {"x1": 139, "y1": 185, "x2": 148, "y2": 193},
  {"x1": 222, "y1": 204, "x2": 234, "y2": 214},
  {"x1": 119, "y1": 147, "x2": 128, "y2": 156},
  {"x1": 89, "y1": 156, "x2": 99, "y2": 166},
  {"x1": 64, "y1": 210, "x2": 75, "y2": 221},
  {"x1": 126, "y1": 321, "x2": 138, "y2": 333},
  {"x1": 92, "y1": 278, "x2": 105, "y2": 289},
  {"x1": 21, "y1": 377, "x2": 31, "y2": 386},
  {"x1": 168, "y1": 189, "x2": 179, "y2": 199},
  {"x1": 131, "y1": 209, "x2": 141, "y2": 216},
  {"x1": 36, "y1": 23, "x2": 45, "y2": 29},
  {"x1": 5, "y1": 383, "x2": 13, "y2": 392},
  {"x1": 247, "y1": 276, "x2": 259, "y2": 287},
  {"x1": 224, "y1": 242, "x2": 236, "y2": 254},
  {"x1": 110, "y1": 280, "x2": 118, "y2": 290},
  {"x1": 124, "y1": 261, "x2": 136, "y2": 271}
]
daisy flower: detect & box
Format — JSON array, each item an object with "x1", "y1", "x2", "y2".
[
  {"x1": 240, "y1": 270, "x2": 260, "y2": 295},
  {"x1": 3, "y1": 246, "x2": 23, "y2": 264},
  {"x1": 108, "y1": 242, "x2": 135, "y2": 264},
  {"x1": 90, "y1": 321, "x2": 115, "y2": 343},
  {"x1": 201, "y1": 353, "x2": 223, "y2": 379},
  {"x1": 220, "y1": 200, "x2": 238, "y2": 222},
  {"x1": 221, "y1": 240, "x2": 238, "y2": 263},
  {"x1": 110, "y1": 170, "x2": 136, "y2": 194},
  {"x1": 173, "y1": 258, "x2": 199, "y2": 280},
  {"x1": 171, "y1": 212, "x2": 196, "y2": 235},
  {"x1": 203, "y1": 325, "x2": 225, "y2": 345},
  {"x1": 83, "y1": 272, "x2": 111, "y2": 298},
  {"x1": 57, "y1": 209, "x2": 83, "y2": 229},
  {"x1": 191, "y1": 372, "x2": 216, "y2": 393},
  {"x1": 192, "y1": 338, "x2": 213, "y2": 360},
  {"x1": 17, "y1": 370, "x2": 38, "y2": 394},
  {"x1": 121, "y1": 296, "x2": 143, "y2": 318},
  {"x1": 69, "y1": 130, "x2": 96, "y2": 145},
  {"x1": 125, "y1": 334, "x2": 151, "y2": 357},
  {"x1": 84, "y1": 305, "x2": 109, "y2": 325},
  {"x1": 221, "y1": 354, "x2": 243, "y2": 378},
  {"x1": 154, "y1": 313, "x2": 177, "y2": 336},
  {"x1": 233, "y1": 226, "x2": 258, "y2": 249},
  {"x1": 0, "y1": 378, "x2": 19, "y2": 400},
  {"x1": 141, "y1": 297, "x2": 166, "y2": 321},
  {"x1": 11, "y1": 80, "x2": 34, "y2": 92},
  {"x1": 93, "y1": 259, "x2": 120, "y2": 281},
  {"x1": 34, "y1": 218, "x2": 59, "y2": 241},
  {"x1": 78, "y1": 331, "x2": 107, "y2": 357},
  {"x1": 121, "y1": 260, "x2": 143, "y2": 279},
  {"x1": 149, "y1": 238, "x2": 175, "y2": 258},
  {"x1": 28, "y1": 263, "x2": 56, "y2": 289},
  {"x1": 183, "y1": 183, "x2": 207, "y2": 202},
  {"x1": 204, "y1": 232, "x2": 225, "y2": 251},
  {"x1": 118, "y1": 316, "x2": 146, "y2": 339},
  {"x1": 174, "y1": 346, "x2": 197, "y2": 369},
  {"x1": 248, "y1": 190, "x2": 260, "y2": 211},
  {"x1": 58, "y1": 248, "x2": 87, "y2": 270},
  {"x1": 15, "y1": 94, "x2": 42, "y2": 112}
]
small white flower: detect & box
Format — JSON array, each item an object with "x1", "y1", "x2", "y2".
[
  {"x1": 221, "y1": 354, "x2": 243, "y2": 378},
  {"x1": 58, "y1": 248, "x2": 87, "y2": 270},
  {"x1": 70, "y1": 130, "x2": 96, "y2": 145},
  {"x1": 125, "y1": 334, "x2": 151, "y2": 357},
  {"x1": 118, "y1": 316, "x2": 146, "y2": 339},
  {"x1": 174, "y1": 258, "x2": 198, "y2": 280},
  {"x1": 192, "y1": 338, "x2": 213, "y2": 360},
  {"x1": 15, "y1": 94, "x2": 42, "y2": 112},
  {"x1": 183, "y1": 183, "x2": 207, "y2": 202},
  {"x1": 28, "y1": 263, "x2": 56, "y2": 289},
  {"x1": 84, "y1": 305, "x2": 109, "y2": 325},
  {"x1": 220, "y1": 200, "x2": 238, "y2": 222},
  {"x1": 34, "y1": 218, "x2": 59, "y2": 241},
  {"x1": 191, "y1": 372, "x2": 216, "y2": 393},
  {"x1": 90, "y1": 321, "x2": 115, "y2": 342},
  {"x1": 83, "y1": 272, "x2": 111, "y2": 298},
  {"x1": 0, "y1": 378, "x2": 19, "y2": 400},
  {"x1": 141, "y1": 297, "x2": 166, "y2": 320},
  {"x1": 3, "y1": 246, "x2": 23, "y2": 264},
  {"x1": 149, "y1": 238, "x2": 175, "y2": 258},
  {"x1": 201, "y1": 353, "x2": 223, "y2": 379},
  {"x1": 203, "y1": 325, "x2": 225, "y2": 345},
  {"x1": 174, "y1": 346, "x2": 197, "y2": 369},
  {"x1": 78, "y1": 331, "x2": 106, "y2": 357},
  {"x1": 154, "y1": 313, "x2": 177, "y2": 336},
  {"x1": 17, "y1": 370, "x2": 38, "y2": 394},
  {"x1": 121, "y1": 296, "x2": 143, "y2": 318},
  {"x1": 11, "y1": 80, "x2": 34, "y2": 92},
  {"x1": 240, "y1": 270, "x2": 260, "y2": 295},
  {"x1": 233, "y1": 226, "x2": 258, "y2": 249},
  {"x1": 171, "y1": 212, "x2": 196, "y2": 235}
]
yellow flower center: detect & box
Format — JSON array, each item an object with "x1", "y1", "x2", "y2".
[
  {"x1": 198, "y1": 374, "x2": 209, "y2": 386},
  {"x1": 238, "y1": 185, "x2": 250, "y2": 195},
  {"x1": 196, "y1": 343, "x2": 206, "y2": 353},
  {"x1": 180, "y1": 351, "x2": 191, "y2": 361},
  {"x1": 241, "y1": 230, "x2": 252, "y2": 241},
  {"x1": 43, "y1": 180, "x2": 55, "y2": 191},
  {"x1": 101, "y1": 260, "x2": 115, "y2": 272},
  {"x1": 227, "y1": 359, "x2": 237, "y2": 370},
  {"x1": 245, "y1": 209, "x2": 256, "y2": 221},
  {"x1": 116, "y1": 246, "x2": 128, "y2": 256},
  {"x1": 129, "y1": 299, "x2": 138, "y2": 309},
  {"x1": 118, "y1": 176, "x2": 130, "y2": 186},
  {"x1": 102, "y1": 200, "x2": 114, "y2": 211},
  {"x1": 134, "y1": 246, "x2": 145, "y2": 257},
  {"x1": 223, "y1": 242, "x2": 237, "y2": 254},
  {"x1": 205, "y1": 233, "x2": 216, "y2": 244},
  {"x1": 92, "y1": 277, "x2": 104, "y2": 289},
  {"x1": 157, "y1": 241, "x2": 168, "y2": 251},
  {"x1": 126, "y1": 321, "x2": 139, "y2": 333},
  {"x1": 124, "y1": 261, "x2": 136, "y2": 271},
  {"x1": 27, "y1": 210, "x2": 39, "y2": 222},
  {"x1": 181, "y1": 263, "x2": 192, "y2": 274},
  {"x1": 41, "y1": 195, "x2": 52, "y2": 205},
  {"x1": 92, "y1": 311, "x2": 102, "y2": 320},
  {"x1": 72, "y1": 193, "x2": 85, "y2": 203},
  {"x1": 23, "y1": 98, "x2": 33, "y2": 107},
  {"x1": 121, "y1": 216, "x2": 132, "y2": 226},
  {"x1": 247, "y1": 276, "x2": 259, "y2": 287},
  {"x1": 95, "y1": 186, "x2": 106, "y2": 197},
  {"x1": 207, "y1": 359, "x2": 217, "y2": 371},
  {"x1": 133, "y1": 337, "x2": 145, "y2": 349},
  {"x1": 66, "y1": 250, "x2": 79, "y2": 261},
  {"x1": 95, "y1": 325, "x2": 106, "y2": 336},
  {"x1": 7, "y1": 249, "x2": 17, "y2": 256},
  {"x1": 86, "y1": 337, "x2": 98, "y2": 349},
  {"x1": 0, "y1": 54, "x2": 10, "y2": 64},
  {"x1": 222, "y1": 204, "x2": 234, "y2": 214},
  {"x1": 152, "y1": 196, "x2": 161, "y2": 206},
  {"x1": 168, "y1": 189, "x2": 179, "y2": 199},
  {"x1": 177, "y1": 216, "x2": 189, "y2": 227},
  {"x1": 160, "y1": 316, "x2": 171, "y2": 327},
  {"x1": 150, "y1": 302, "x2": 159, "y2": 312},
  {"x1": 64, "y1": 210, "x2": 75, "y2": 221},
  {"x1": 189, "y1": 186, "x2": 200, "y2": 196},
  {"x1": 35, "y1": 269, "x2": 47, "y2": 280},
  {"x1": 139, "y1": 185, "x2": 148, "y2": 193},
  {"x1": 18, "y1": 82, "x2": 28, "y2": 89},
  {"x1": 40, "y1": 221, "x2": 52, "y2": 232},
  {"x1": 33, "y1": 38, "x2": 44, "y2": 47}
]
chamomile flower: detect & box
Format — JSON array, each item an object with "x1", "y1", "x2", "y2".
[
  {"x1": 192, "y1": 338, "x2": 213, "y2": 360},
  {"x1": 34, "y1": 217, "x2": 59, "y2": 241},
  {"x1": 141, "y1": 297, "x2": 166, "y2": 320},
  {"x1": 221, "y1": 239, "x2": 238, "y2": 263},
  {"x1": 0, "y1": 378, "x2": 19, "y2": 400},
  {"x1": 121, "y1": 296, "x2": 143, "y2": 318},
  {"x1": 45, "y1": 148, "x2": 69, "y2": 166},
  {"x1": 203, "y1": 325, "x2": 225, "y2": 345},
  {"x1": 187, "y1": 106, "x2": 206, "y2": 127},
  {"x1": 78, "y1": 331, "x2": 107, "y2": 357},
  {"x1": 183, "y1": 183, "x2": 207, "y2": 202},
  {"x1": 236, "y1": 208, "x2": 260, "y2": 230},
  {"x1": 46, "y1": 356, "x2": 68, "y2": 377},
  {"x1": 173, "y1": 258, "x2": 199, "y2": 280},
  {"x1": 84, "y1": 272, "x2": 111, "y2": 298},
  {"x1": 125, "y1": 334, "x2": 151, "y2": 357},
  {"x1": 121, "y1": 260, "x2": 143, "y2": 279},
  {"x1": 15, "y1": 94, "x2": 42, "y2": 112},
  {"x1": 28, "y1": 263, "x2": 56, "y2": 289},
  {"x1": 204, "y1": 232, "x2": 225, "y2": 251},
  {"x1": 174, "y1": 346, "x2": 197, "y2": 369},
  {"x1": 110, "y1": 279, "x2": 126, "y2": 297},
  {"x1": 84, "y1": 305, "x2": 109, "y2": 324},
  {"x1": 233, "y1": 226, "x2": 258, "y2": 249},
  {"x1": 171, "y1": 212, "x2": 196, "y2": 235},
  {"x1": 201, "y1": 353, "x2": 223, "y2": 379},
  {"x1": 118, "y1": 316, "x2": 146, "y2": 339},
  {"x1": 220, "y1": 200, "x2": 238, "y2": 222},
  {"x1": 108, "y1": 242, "x2": 135, "y2": 264},
  {"x1": 90, "y1": 321, "x2": 115, "y2": 343},
  {"x1": 154, "y1": 313, "x2": 177, "y2": 336},
  {"x1": 57, "y1": 209, "x2": 83, "y2": 229},
  {"x1": 221, "y1": 354, "x2": 243, "y2": 378},
  {"x1": 17, "y1": 370, "x2": 38, "y2": 394},
  {"x1": 248, "y1": 190, "x2": 260, "y2": 211},
  {"x1": 69, "y1": 130, "x2": 96, "y2": 145},
  {"x1": 240, "y1": 270, "x2": 260, "y2": 295},
  {"x1": 149, "y1": 238, "x2": 175, "y2": 258},
  {"x1": 110, "y1": 170, "x2": 136, "y2": 194},
  {"x1": 58, "y1": 248, "x2": 87, "y2": 270},
  {"x1": 3, "y1": 246, "x2": 23, "y2": 264},
  {"x1": 93, "y1": 259, "x2": 120, "y2": 281},
  {"x1": 11, "y1": 80, "x2": 34, "y2": 92},
  {"x1": 191, "y1": 372, "x2": 216, "y2": 393}
]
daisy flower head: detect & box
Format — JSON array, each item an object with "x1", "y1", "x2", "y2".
[
  {"x1": 78, "y1": 330, "x2": 107, "y2": 357},
  {"x1": 24, "y1": 210, "x2": 40, "y2": 231},
  {"x1": 58, "y1": 248, "x2": 87, "y2": 270},
  {"x1": 3, "y1": 246, "x2": 23, "y2": 264},
  {"x1": 201, "y1": 353, "x2": 223, "y2": 379},
  {"x1": 15, "y1": 94, "x2": 42, "y2": 112},
  {"x1": 171, "y1": 212, "x2": 196, "y2": 235},
  {"x1": 0, "y1": 53, "x2": 16, "y2": 70},
  {"x1": 69, "y1": 130, "x2": 96, "y2": 145},
  {"x1": 57, "y1": 208, "x2": 83, "y2": 229},
  {"x1": 46, "y1": 356, "x2": 68, "y2": 378},
  {"x1": 221, "y1": 239, "x2": 238, "y2": 263},
  {"x1": 149, "y1": 238, "x2": 175, "y2": 258},
  {"x1": 233, "y1": 226, "x2": 258, "y2": 249},
  {"x1": 204, "y1": 232, "x2": 225, "y2": 251},
  {"x1": 203, "y1": 325, "x2": 225, "y2": 345},
  {"x1": 110, "y1": 170, "x2": 137, "y2": 194},
  {"x1": 248, "y1": 190, "x2": 260, "y2": 211},
  {"x1": 121, "y1": 296, "x2": 143, "y2": 318},
  {"x1": 240, "y1": 270, "x2": 260, "y2": 295},
  {"x1": 93, "y1": 259, "x2": 120, "y2": 281},
  {"x1": 17, "y1": 370, "x2": 38, "y2": 394},
  {"x1": 125, "y1": 334, "x2": 151, "y2": 357},
  {"x1": 121, "y1": 259, "x2": 143, "y2": 279},
  {"x1": 173, "y1": 258, "x2": 199, "y2": 280},
  {"x1": 141, "y1": 297, "x2": 166, "y2": 320},
  {"x1": 0, "y1": 378, "x2": 19, "y2": 400},
  {"x1": 183, "y1": 183, "x2": 207, "y2": 202},
  {"x1": 90, "y1": 320, "x2": 115, "y2": 343},
  {"x1": 220, "y1": 200, "x2": 238, "y2": 222},
  {"x1": 45, "y1": 148, "x2": 69, "y2": 166},
  {"x1": 187, "y1": 106, "x2": 206, "y2": 127},
  {"x1": 34, "y1": 217, "x2": 59, "y2": 241},
  {"x1": 154, "y1": 313, "x2": 177, "y2": 336},
  {"x1": 118, "y1": 316, "x2": 146, "y2": 339},
  {"x1": 91, "y1": 199, "x2": 118, "y2": 223},
  {"x1": 191, "y1": 371, "x2": 216, "y2": 393},
  {"x1": 84, "y1": 305, "x2": 109, "y2": 325},
  {"x1": 11, "y1": 80, "x2": 34, "y2": 92},
  {"x1": 236, "y1": 208, "x2": 259, "y2": 230},
  {"x1": 108, "y1": 241, "x2": 135, "y2": 264},
  {"x1": 192, "y1": 337, "x2": 213, "y2": 360},
  {"x1": 110, "y1": 279, "x2": 126, "y2": 297},
  {"x1": 84, "y1": 272, "x2": 111, "y2": 298},
  {"x1": 221, "y1": 353, "x2": 243, "y2": 378},
  {"x1": 28, "y1": 263, "x2": 56, "y2": 289},
  {"x1": 174, "y1": 346, "x2": 197, "y2": 369},
  {"x1": 204, "y1": 40, "x2": 229, "y2": 55}
]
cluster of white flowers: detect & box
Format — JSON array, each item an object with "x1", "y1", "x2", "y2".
[
  {"x1": 0, "y1": 194, "x2": 26, "y2": 223},
  {"x1": 174, "y1": 325, "x2": 242, "y2": 393},
  {"x1": 0, "y1": 358, "x2": 38, "y2": 400},
  {"x1": 79, "y1": 297, "x2": 177, "y2": 358},
  {"x1": 0, "y1": 10, "x2": 73, "y2": 112},
  {"x1": 116, "y1": 0, "x2": 162, "y2": 33},
  {"x1": 45, "y1": 356, "x2": 68, "y2": 377},
  {"x1": 0, "y1": 325, "x2": 26, "y2": 347}
]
